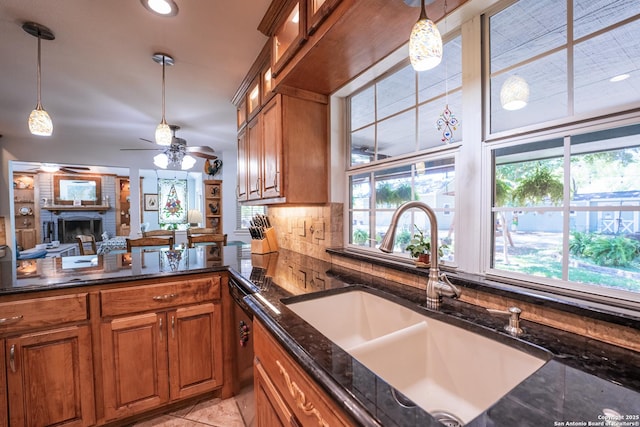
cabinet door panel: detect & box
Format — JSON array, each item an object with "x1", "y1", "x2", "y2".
[
  {"x1": 261, "y1": 95, "x2": 283, "y2": 199},
  {"x1": 168, "y1": 303, "x2": 222, "y2": 399},
  {"x1": 237, "y1": 128, "x2": 248, "y2": 201},
  {"x1": 0, "y1": 340, "x2": 6, "y2": 427},
  {"x1": 255, "y1": 360, "x2": 296, "y2": 427},
  {"x1": 6, "y1": 325, "x2": 95, "y2": 427},
  {"x1": 101, "y1": 313, "x2": 168, "y2": 420},
  {"x1": 248, "y1": 116, "x2": 262, "y2": 200}
]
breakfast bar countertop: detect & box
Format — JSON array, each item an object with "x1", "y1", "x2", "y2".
[{"x1": 237, "y1": 249, "x2": 640, "y2": 427}]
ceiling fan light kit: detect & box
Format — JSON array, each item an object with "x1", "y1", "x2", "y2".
[
  {"x1": 153, "y1": 53, "x2": 174, "y2": 146},
  {"x1": 23, "y1": 21, "x2": 55, "y2": 136}
]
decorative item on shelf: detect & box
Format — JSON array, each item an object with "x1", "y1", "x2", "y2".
[
  {"x1": 153, "y1": 53, "x2": 174, "y2": 146},
  {"x1": 23, "y1": 21, "x2": 55, "y2": 136},
  {"x1": 405, "y1": 225, "x2": 448, "y2": 267},
  {"x1": 208, "y1": 202, "x2": 219, "y2": 214},
  {"x1": 204, "y1": 158, "x2": 223, "y2": 178},
  {"x1": 408, "y1": 0, "x2": 442, "y2": 71}
]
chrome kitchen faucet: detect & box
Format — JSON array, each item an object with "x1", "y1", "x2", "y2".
[{"x1": 379, "y1": 201, "x2": 461, "y2": 309}]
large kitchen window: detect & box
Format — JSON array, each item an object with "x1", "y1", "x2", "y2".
[
  {"x1": 487, "y1": 0, "x2": 640, "y2": 136},
  {"x1": 347, "y1": 35, "x2": 462, "y2": 261},
  {"x1": 491, "y1": 124, "x2": 640, "y2": 297}
]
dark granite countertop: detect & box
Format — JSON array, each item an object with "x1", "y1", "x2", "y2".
[
  {"x1": 235, "y1": 249, "x2": 640, "y2": 427},
  {"x1": 0, "y1": 245, "x2": 252, "y2": 294}
]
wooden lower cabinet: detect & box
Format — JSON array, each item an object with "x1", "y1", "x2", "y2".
[
  {"x1": 0, "y1": 339, "x2": 7, "y2": 427},
  {"x1": 168, "y1": 303, "x2": 223, "y2": 399},
  {"x1": 5, "y1": 325, "x2": 95, "y2": 427},
  {"x1": 254, "y1": 319, "x2": 351, "y2": 427},
  {"x1": 101, "y1": 302, "x2": 223, "y2": 421}
]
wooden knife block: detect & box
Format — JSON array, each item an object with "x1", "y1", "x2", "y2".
[{"x1": 251, "y1": 227, "x2": 278, "y2": 254}]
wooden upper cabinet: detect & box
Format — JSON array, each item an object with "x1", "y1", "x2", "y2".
[
  {"x1": 237, "y1": 97, "x2": 247, "y2": 130},
  {"x1": 260, "y1": 95, "x2": 283, "y2": 200},
  {"x1": 272, "y1": 0, "x2": 307, "y2": 77},
  {"x1": 237, "y1": 127, "x2": 249, "y2": 201},
  {"x1": 247, "y1": 116, "x2": 263, "y2": 201},
  {"x1": 247, "y1": 75, "x2": 262, "y2": 120},
  {"x1": 307, "y1": 0, "x2": 342, "y2": 35}
]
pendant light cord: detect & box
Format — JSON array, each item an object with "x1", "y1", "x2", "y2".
[
  {"x1": 36, "y1": 33, "x2": 43, "y2": 109},
  {"x1": 161, "y1": 55, "x2": 166, "y2": 123},
  {"x1": 420, "y1": 0, "x2": 427, "y2": 20}
]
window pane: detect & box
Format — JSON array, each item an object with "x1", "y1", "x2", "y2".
[
  {"x1": 574, "y1": 0, "x2": 639, "y2": 39},
  {"x1": 490, "y1": 0, "x2": 566, "y2": 73},
  {"x1": 351, "y1": 86, "x2": 375, "y2": 130},
  {"x1": 574, "y1": 20, "x2": 640, "y2": 115},
  {"x1": 351, "y1": 173, "x2": 372, "y2": 247},
  {"x1": 418, "y1": 90, "x2": 463, "y2": 149},
  {"x1": 377, "y1": 110, "x2": 416, "y2": 159},
  {"x1": 350, "y1": 124, "x2": 376, "y2": 166},
  {"x1": 351, "y1": 173, "x2": 371, "y2": 209},
  {"x1": 418, "y1": 35, "x2": 462, "y2": 103},
  {"x1": 375, "y1": 166, "x2": 413, "y2": 209},
  {"x1": 491, "y1": 50, "x2": 568, "y2": 133},
  {"x1": 376, "y1": 64, "x2": 415, "y2": 120},
  {"x1": 239, "y1": 205, "x2": 265, "y2": 229}
]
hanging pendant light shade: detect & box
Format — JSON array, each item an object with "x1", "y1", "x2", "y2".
[
  {"x1": 500, "y1": 75, "x2": 530, "y2": 111},
  {"x1": 409, "y1": 0, "x2": 442, "y2": 71},
  {"x1": 153, "y1": 53, "x2": 174, "y2": 146},
  {"x1": 23, "y1": 22, "x2": 55, "y2": 136}
]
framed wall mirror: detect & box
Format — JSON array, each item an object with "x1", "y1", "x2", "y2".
[{"x1": 54, "y1": 175, "x2": 102, "y2": 205}]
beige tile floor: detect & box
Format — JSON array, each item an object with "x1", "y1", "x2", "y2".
[{"x1": 132, "y1": 397, "x2": 248, "y2": 427}]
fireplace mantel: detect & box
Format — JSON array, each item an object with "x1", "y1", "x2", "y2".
[{"x1": 44, "y1": 205, "x2": 110, "y2": 215}]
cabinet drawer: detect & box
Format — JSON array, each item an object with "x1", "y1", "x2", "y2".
[
  {"x1": 100, "y1": 276, "x2": 221, "y2": 317},
  {"x1": 254, "y1": 320, "x2": 351, "y2": 427},
  {"x1": 0, "y1": 294, "x2": 88, "y2": 334}
]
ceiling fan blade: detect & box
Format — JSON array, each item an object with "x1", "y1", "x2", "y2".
[
  {"x1": 60, "y1": 167, "x2": 83, "y2": 174},
  {"x1": 187, "y1": 146, "x2": 217, "y2": 159},
  {"x1": 120, "y1": 148, "x2": 164, "y2": 151},
  {"x1": 139, "y1": 137, "x2": 155, "y2": 144}
]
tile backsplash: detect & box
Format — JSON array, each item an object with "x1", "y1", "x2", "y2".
[{"x1": 267, "y1": 203, "x2": 343, "y2": 261}]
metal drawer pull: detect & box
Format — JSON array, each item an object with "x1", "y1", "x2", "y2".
[
  {"x1": 159, "y1": 318, "x2": 163, "y2": 341},
  {"x1": 152, "y1": 293, "x2": 178, "y2": 301},
  {"x1": 276, "y1": 360, "x2": 329, "y2": 427},
  {"x1": 9, "y1": 345, "x2": 16, "y2": 372},
  {"x1": 0, "y1": 315, "x2": 24, "y2": 325},
  {"x1": 171, "y1": 315, "x2": 175, "y2": 339}
]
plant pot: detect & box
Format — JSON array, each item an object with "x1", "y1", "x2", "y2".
[{"x1": 415, "y1": 253, "x2": 430, "y2": 267}]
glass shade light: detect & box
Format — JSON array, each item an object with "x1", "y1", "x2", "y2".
[
  {"x1": 40, "y1": 163, "x2": 60, "y2": 173},
  {"x1": 155, "y1": 120, "x2": 172, "y2": 146},
  {"x1": 500, "y1": 75, "x2": 530, "y2": 111},
  {"x1": 181, "y1": 154, "x2": 196, "y2": 170},
  {"x1": 154, "y1": 153, "x2": 169, "y2": 169},
  {"x1": 28, "y1": 106, "x2": 53, "y2": 136},
  {"x1": 409, "y1": 2, "x2": 442, "y2": 72}
]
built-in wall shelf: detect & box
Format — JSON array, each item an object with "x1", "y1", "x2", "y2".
[{"x1": 44, "y1": 205, "x2": 110, "y2": 215}]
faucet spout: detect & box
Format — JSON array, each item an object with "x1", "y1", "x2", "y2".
[{"x1": 379, "y1": 201, "x2": 460, "y2": 309}]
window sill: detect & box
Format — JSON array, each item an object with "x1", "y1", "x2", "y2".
[{"x1": 326, "y1": 247, "x2": 640, "y2": 332}]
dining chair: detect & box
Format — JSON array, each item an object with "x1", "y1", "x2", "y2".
[
  {"x1": 76, "y1": 235, "x2": 97, "y2": 255},
  {"x1": 126, "y1": 236, "x2": 174, "y2": 251},
  {"x1": 187, "y1": 228, "x2": 227, "y2": 248},
  {"x1": 143, "y1": 229, "x2": 176, "y2": 239}
]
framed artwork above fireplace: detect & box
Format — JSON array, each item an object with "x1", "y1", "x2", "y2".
[{"x1": 54, "y1": 175, "x2": 102, "y2": 205}]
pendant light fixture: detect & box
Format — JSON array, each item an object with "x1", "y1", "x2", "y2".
[
  {"x1": 23, "y1": 22, "x2": 55, "y2": 136},
  {"x1": 140, "y1": 0, "x2": 179, "y2": 17},
  {"x1": 153, "y1": 53, "x2": 174, "y2": 146},
  {"x1": 153, "y1": 125, "x2": 197, "y2": 170},
  {"x1": 409, "y1": 0, "x2": 442, "y2": 71}
]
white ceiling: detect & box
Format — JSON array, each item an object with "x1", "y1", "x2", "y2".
[{"x1": 0, "y1": 0, "x2": 271, "y2": 169}]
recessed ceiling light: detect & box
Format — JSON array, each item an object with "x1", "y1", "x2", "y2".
[
  {"x1": 140, "y1": 0, "x2": 178, "y2": 17},
  {"x1": 610, "y1": 73, "x2": 630, "y2": 82}
]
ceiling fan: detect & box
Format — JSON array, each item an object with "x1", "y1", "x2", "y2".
[
  {"x1": 121, "y1": 125, "x2": 217, "y2": 160},
  {"x1": 27, "y1": 163, "x2": 92, "y2": 174}
]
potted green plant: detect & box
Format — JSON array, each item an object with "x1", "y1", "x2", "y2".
[{"x1": 405, "y1": 225, "x2": 448, "y2": 266}]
